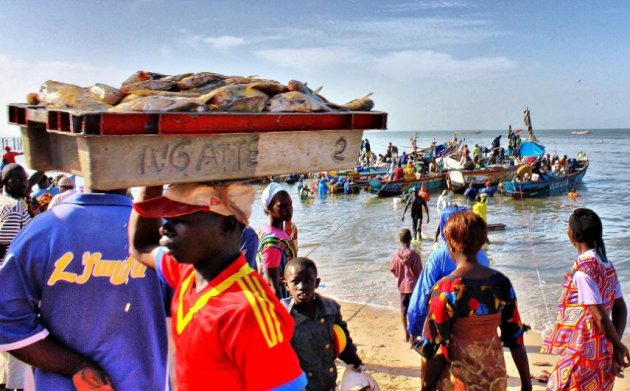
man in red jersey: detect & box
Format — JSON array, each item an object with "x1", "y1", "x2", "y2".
[{"x1": 129, "y1": 183, "x2": 307, "y2": 391}]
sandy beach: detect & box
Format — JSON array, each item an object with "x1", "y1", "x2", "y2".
[{"x1": 337, "y1": 301, "x2": 630, "y2": 391}]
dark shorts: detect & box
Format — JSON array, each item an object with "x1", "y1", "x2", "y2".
[{"x1": 400, "y1": 293, "x2": 412, "y2": 313}]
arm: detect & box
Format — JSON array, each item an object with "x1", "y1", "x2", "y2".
[
  {"x1": 589, "y1": 303, "x2": 630, "y2": 376},
  {"x1": 509, "y1": 344, "x2": 532, "y2": 391},
  {"x1": 423, "y1": 200, "x2": 430, "y2": 222},
  {"x1": 418, "y1": 280, "x2": 452, "y2": 390},
  {"x1": 390, "y1": 255, "x2": 398, "y2": 276},
  {"x1": 612, "y1": 297, "x2": 628, "y2": 341},
  {"x1": 128, "y1": 186, "x2": 164, "y2": 269},
  {"x1": 27, "y1": 171, "x2": 45, "y2": 191},
  {"x1": 421, "y1": 356, "x2": 446, "y2": 391},
  {"x1": 262, "y1": 266, "x2": 282, "y2": 299},
  {"x1": 335, "y1": 310, "x2": 363, "y2": 367},
  {"x1": 407, "y1": 254, "x2": 440, "y2": 340},
  {"x1": 402, "y1": 201, "x2": 410, "y2": 220},
  {"x1": 10, "y1": 335, "x2": 111, "y2": 385}
]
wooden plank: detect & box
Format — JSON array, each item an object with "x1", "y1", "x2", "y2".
[
  {"x1": 20, "y1": 126, "x2": 82, "y2": 175},
  {"x1": 67, "y1": 129, "x2": 363, "y2": 189}
]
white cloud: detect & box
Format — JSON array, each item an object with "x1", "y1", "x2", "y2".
[
  {"x1": 385, "y1": 0, "x2": 472, "y2": 12},
  {"x1": 202, "y1": 35, "x2": 246, "y2": 49},
  {"x1": 253, "y1": 46, "x2": 516, "y2": 81},
  {"x1": 334, "y1": 17, "x2": 501, "y2": 48},
  {"x1": 179, "y1": 32, "x2": 247, "y2": 50},
  {"x1": 371, "y1": 50, "x2": 518, "y2": 81},
  {"x1": 253, "y1": 47, "x2": 366, "y2": 72}
]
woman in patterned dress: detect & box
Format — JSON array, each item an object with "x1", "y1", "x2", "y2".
[
  {"x1": 542, "y1": 208, "x2": 630, "y2": 390},
  {"x1": 418, "y1": 211, "x2": 532, "y2": 390},
  {"x1": 257, "y1": 182, "x2": 297, "y2": 299}
]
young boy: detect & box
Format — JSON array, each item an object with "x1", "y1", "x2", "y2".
[
  {"x1": 390, "y1": 228, "x2": 422, "y2": 342},
  {"x1": 282, "y1": 257, "x2": 363, "y2": 391}
]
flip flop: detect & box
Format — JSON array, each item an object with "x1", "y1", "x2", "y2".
[{"x1": 533, "y1": 369, "x2": 551, "y2": 383}]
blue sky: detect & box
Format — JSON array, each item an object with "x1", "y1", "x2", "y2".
[{"x1": 1, "y1": 0, "x2": 629, "y2": 136}]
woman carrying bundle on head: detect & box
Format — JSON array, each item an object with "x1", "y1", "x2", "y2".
[{"x1": 541, "y1": 208, "x2": 630, "y2": 390}]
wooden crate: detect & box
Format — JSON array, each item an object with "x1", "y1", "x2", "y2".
[
  {"x1": 21, "y1": 126, "x2": 365, "y2": 189},
  {"x1": 12, "y1": 106, "x2": 386, "y2": 189}
]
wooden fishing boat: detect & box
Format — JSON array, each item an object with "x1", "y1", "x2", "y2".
[
  {"x1": 487, "y1": 223, "x2": 506, "y2": 231},
  {"x1": 367, "y1": 173, "x2": 446, "y2": 198},
  {"x1": 346, "y1": 166, "x2": 389, "y2": 183},
  {"x1": 447, "y1": 163, "x2": 523, "y2": 192},
  {"x1": 500, "y1": 160, "x2": 589, "y2": 198},
  {"x1": 329, "y1": 182, "x2": 363, "y2": 194},
  {"x1": 413, "y1": 141, "x2": 461, "y2": 161}
]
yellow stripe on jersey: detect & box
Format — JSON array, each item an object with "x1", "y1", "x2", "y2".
[
  {"x1": 249, "y1": 275, "x2": 284, "y2": 343},
  {"x1": 238, "y1": 275, "x2": 284, "y2": 348},
  {"x1": 237, "y1": 278, "x2": 278, "y2": 348},
  {"x1": 176, "y1": 264, "x2": 253, "y2": 335}
]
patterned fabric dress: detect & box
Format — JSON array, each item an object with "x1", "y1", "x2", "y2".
[
  {"x1": 541, "y1": 251, "x2": 619, "y2": 390},
  {"x1": 419, "y1": 271, "x2": 525, "y2": 390},
  {"x1": 256, "y1": 230, "x2": 297, "y2": 298}
]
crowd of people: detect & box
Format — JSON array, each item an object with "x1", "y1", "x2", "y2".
[
  {"x1": 0, "y1": 156, "x2": 626, "y2": 390},
  {"x1": 0, "y1": 171, "x2": 371, "y2": 391}
]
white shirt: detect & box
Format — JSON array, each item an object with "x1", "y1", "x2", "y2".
[{"x1": 573, "y1": 249, "x2": 622, "y2": 305}]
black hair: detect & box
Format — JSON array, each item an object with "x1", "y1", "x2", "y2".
[
  {"x1": 285, "y1": 257, "x2": 318, "y2": 278},
  {"x1": 1, "y1": 163, "x2": 23, "y2": 182},
  {"x1": 399, "y1": 228, "x2": 412, "y2": 244},
  {"x1": 568, "y1": 208, "x2": 607, "y2": 262}
]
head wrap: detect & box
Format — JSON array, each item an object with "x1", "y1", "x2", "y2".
[
  {"x1": 261, "y1": 182, "x2": 287, "y2": 210},
  {"x1": 58, "y1": 176, "x2": 75, "y2": 188},
  {"x1": 134, "y1": 183, "x2": 255, "y2": 226}
]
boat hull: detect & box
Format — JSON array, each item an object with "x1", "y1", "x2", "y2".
[
  {"x1": 448, "y1": 164, "x2": 522, "y2": 191},
  {"x1": 501, "y1": 161, "x2": 588, "y2": 197},
  {"x1": 368, "y1": 174, "x2": 446, "y2": 197}
]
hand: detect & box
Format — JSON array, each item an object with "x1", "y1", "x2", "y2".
[
  {"x1": 72, "y1": 364, "x2": 114, "y2": 390},
  {"x1": 401, "y1": 217, "x2": 405, "y2": 222},
  {"x1": 613, "y1": 343, "x2": 630, "y2": 378},
  {"x1": 426, "y1": 218, "x2": 430, "y2": 224}
]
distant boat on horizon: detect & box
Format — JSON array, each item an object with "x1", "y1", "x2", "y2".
[{"x1": 571, "y1": 130, "x2": 592, "y2": 135}]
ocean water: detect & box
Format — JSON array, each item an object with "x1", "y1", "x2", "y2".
[
  {"x1": 12, "y1": 128, "x2": 630, "y2": 335},
  {"x1": 246, "y1": 128, "x2": 630, "y2": 334}
]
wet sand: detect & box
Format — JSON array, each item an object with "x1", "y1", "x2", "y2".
[{"x1": 337, "y1": 301, "x2": 630, "y2": 390}]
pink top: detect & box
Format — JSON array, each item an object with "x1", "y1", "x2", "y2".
[
  {"x1": 390, "y1": 248, "x2": 422, "y2": 294},
  {"x1": 259, "y1": 224, "x2": 291, "y2": 269}
]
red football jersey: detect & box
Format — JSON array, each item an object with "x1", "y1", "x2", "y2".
[{"x1": 159, "y1": 252, "x2": 306, "y2": 391}]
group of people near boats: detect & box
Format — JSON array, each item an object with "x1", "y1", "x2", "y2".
[
  {"x1": 393, "y1": 185, "x2": 629, "y2": 390},
  {"x1": 0, "y1": 149, "x2": 623, "y2": 391}
]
